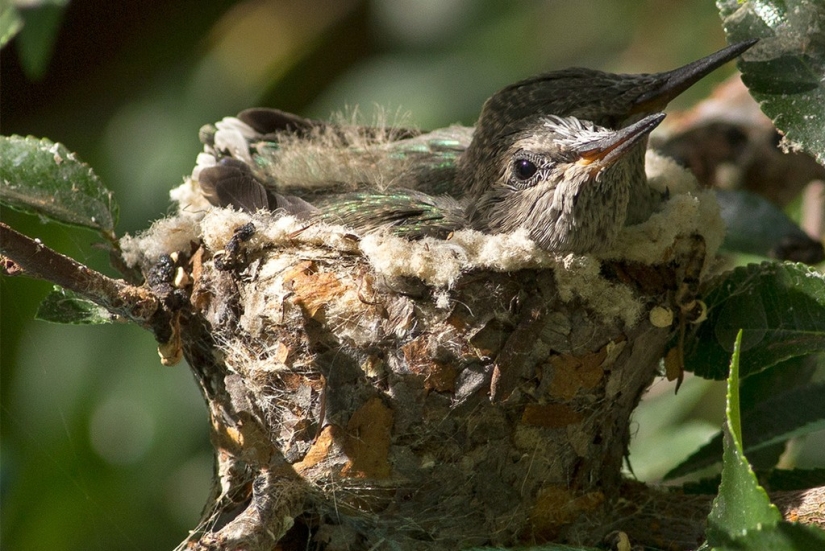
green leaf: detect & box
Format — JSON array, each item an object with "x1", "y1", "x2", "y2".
[
  {"x1": 0, "y1": 4, "x2": 23, "y2": 49},
  {"x1": 682, "y1": 468, "x2": 825, "y2": 495},
  {"x1": 739, "y1": 381, "x2": 825, "y2": 455},
  {"x1": 727, "y1": 331, "x2": 744, "y2": 441},
  {"x1": 715, "y1": 521, "x2": 825, "y2": 551},
  {"x1": 683, "y1": 262, "x2": 825, "y2": 380},
  {"x1": 737, "y1": 356, "x2": 814, "y2": 471},
  {"x1": 0, "y1": 135, "x2": 119, "y2": 237},
  {"x1": 706, "y1": 330, "x2": 782, "y2": 546},
  {"x1": 35, "y1": 287, "x2": 118, "y2": 325},
  {"x1": 764, "y1": 468, "x2": 825, "y2": 492},
  {"x1": 682, "y1": 475, "x2": 723, "y2": 496},
  {"x1": 715, "y1": 189, "x2": 823, "y2": 262},
  {"x1": 14, "y1": 3, "x2": 66, "y2": 80},
  {"x1": 665, "y1": 381, "x2": 825, "y2": 480},
  {"x1": 717, "y1": 0, "x2": 825, "y2": 165}
]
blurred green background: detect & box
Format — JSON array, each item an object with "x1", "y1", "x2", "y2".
[{"x1": 3, "y1": 1, "x2": 821, "y2": 549}]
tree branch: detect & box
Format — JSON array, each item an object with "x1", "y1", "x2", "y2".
[
  {"x1": 0, "y1": 221, "x2": 161, "y2": 328},
  {"x1": 608, "y1": 482, "x2": 825, "y2": 550}
]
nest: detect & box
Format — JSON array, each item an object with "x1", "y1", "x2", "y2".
[{"x1": 120, "y1": 151, "x2": 723, "y2": 550}]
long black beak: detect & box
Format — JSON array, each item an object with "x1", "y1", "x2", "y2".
[
  {"x1": 577, "y1": 112, "x2": 666, "y2": 167},
  {"x1": 633, "y1": 39, "x2": 758, "y2": 112}
]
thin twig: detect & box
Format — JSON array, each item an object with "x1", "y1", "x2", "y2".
[{"x1": 0, "y1": 222, "x2": 161, "y2": 328}]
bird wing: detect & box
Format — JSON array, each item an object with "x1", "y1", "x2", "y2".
[
  {"x1": 199, "y1": 108, "x2": 470, "y2": 200},
  {"x1": 314, "y1": 189, "x2": 467, "y2": 239}
]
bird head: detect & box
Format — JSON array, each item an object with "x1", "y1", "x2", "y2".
[
  {"x1": 468, "y1": 112, "x2": 665, "y2": 254},
  {"x1": 459, "y1": 41, "x2": 755, "y2": 196}
]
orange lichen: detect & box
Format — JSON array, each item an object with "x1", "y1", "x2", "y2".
[
  {"x1": 530, "y1": 486, "x2": 605, "y2": 540},
  {"x1": 342, "y1": 397, "x2": 393, "y2": 479},
  {"x1": 548, "y1": 349, "x2": 606, "y2": 400},
  {"x1": 521, "y1": 403, "x2": 583, "y2": 428},
  {"x1": 284, "y1": 261, "x2": 350, "y2": 319},
  {"x1": 294, "y1": 425, "x2": 342, "y2": 474}
]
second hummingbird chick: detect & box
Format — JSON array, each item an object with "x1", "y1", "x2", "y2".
[{"x1": 468, "y1": 112, "x2": 665, "y2": 254}]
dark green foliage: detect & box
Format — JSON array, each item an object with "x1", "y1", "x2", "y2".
[
  {"x1": 0, "y1": 135, "x2": 118, "y2": 237},
  {"x1": 718, "y1": 0, "x2": 825, "y2": 165},
  {"x1": 683, "y1": 262, "x2": 825, "y2": 380},
  {"x1": 36, "y1": 286, "x2": 118, "y2": 325}
]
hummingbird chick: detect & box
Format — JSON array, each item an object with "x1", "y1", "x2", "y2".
[
  {"x1": 315, "y1": 112, "x2": 665, "y2": 253},
  {"x1": 460, "y1": 40, "x2": 757, "y2": 223},
  {"x1": 467, "y1": 112, "x2": 665, "y2": 254},
  {"x1": 195, "y1": 41, "x2": 754, "y2": 253}
]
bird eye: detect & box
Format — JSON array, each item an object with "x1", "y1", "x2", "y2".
[{"x1": 514, "y1": 159, "x2": 537, "y2": 180}]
